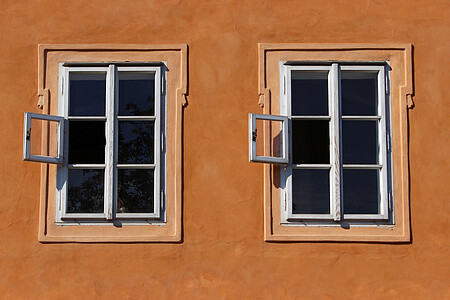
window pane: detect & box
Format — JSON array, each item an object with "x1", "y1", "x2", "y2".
[
  {"x1": 292, "y1": 169, "x2": 330, "y2": 214},
  {"x1": 67, "y1": 169, "x2": 104, "y2": 213},
  {"x1": 69, "y1": 73, "x2": 106, "y2": 116},
  {"x1": 118, "y1": 121, "x2": 154, "y2": 164},
  {"x1": 292, "y1": 120, "x2": 329, "y2": 164},
  {"x1": 342, "y1": 71, "x2": 378, "y2": 116},
  {"x1": 119, "y1": 72, "x2": 155, "y2": 116},
  {"x1": 255, "y1": 118, "x2": 284, "y2": 158},
  {"x1": 68, "y1": 121, "x2": 105, "y2": 164},
  {"x1": 117, "y1": 169, "x2": 154, "y2": 213},
  {"x1": 343, "y1": 169, "x2": 380, "y2": 214},
  {"x1": 291, "y1": 71, "x2": 328, "y2": 116},
  {"x1": 342, "y1": 120, "x2": 378, "y2": 164}
]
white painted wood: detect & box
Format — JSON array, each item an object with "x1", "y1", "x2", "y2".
[
  {"x1": 114, "y1": 66, "x2": 162, "y2": 220},
  {"x1": 249, "y1": 113, "x2": 289, "y2": 164},
  {"x1": 343, "y1": 164, "x2": 382, "y2": 169},
  {"x1": 292, "y1": 164, "x2": 331, "y2": 169},
  {"x1": 58, "y1": 66, "x2": 108, "y2": 220},
  {"x1": 104, "y1": 65, "x2": 115, "y2": 220},
  {"x1": 341, "y1": 116, "x2": 381, "y2": 120},
  {"x1": 67, "y1": 116, "x2": 107, "y2": 120},
  {"x1": 55, "y1": 65, "x2": 165, "y2": 222},
  {"x1": 280, "y1": 63, "x2": 392, "y2": 224},
  {"x1": 330, "y1": 63, "x2": 341, "y2": 221},
  {"x1": 23, "y1": 112, "x2": 64, "y2": 164},
  {"x1": 291, "y1": 116, "x2": 331, "y2": 120},
  {"x1": 116, "y1": 116, "x2": 156, "y2": 121},
  {"x1": 67, "y1": 164, "x2": 106, "y2": 169},
  {"x1": 340, "y1": 65, "x2": 388, "y2": 221},
  {"x1": 117, "y1": 164, "x2": 156, "y2": 169}
]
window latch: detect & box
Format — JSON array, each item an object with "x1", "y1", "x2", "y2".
[{"x1": 252, "y1": 129, "x2": 257, "y2": 142}]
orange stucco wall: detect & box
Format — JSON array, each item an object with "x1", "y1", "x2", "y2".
[{"x1": 0, "y1": 0, "x2": 449, "y2": 298}]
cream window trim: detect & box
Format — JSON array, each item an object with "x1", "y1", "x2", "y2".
[{"x1": 258, "y1": 43, "x2": 413, "y2": 242}]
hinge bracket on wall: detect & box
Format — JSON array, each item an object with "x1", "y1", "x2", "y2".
[
  {"x1": 161, "y1": 75, "x2": 165, "y2": 95},
  {"x1": 37, "y1": 88, "x2": 49, "y2": 109}
]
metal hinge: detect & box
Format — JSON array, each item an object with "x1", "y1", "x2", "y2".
[
  {"x1": 283, "y1": 74, "x2": 286, "y2": 95},
  {"x1": 61, "y1": 76, "x2": 64, "y2": 95},
  {"x1": 161, "y1": 191, "x2": 165, "y2": 211},
  {"x1": 387, "y1": 132, "x2": 391, "y2": 152},
  {"x1": 161, "y1": 132, "x2": 165, "y2": 152},
  {"x1": 161, "y1": 75, "x2": 165, "y2": 95},
  {"x1": 283, "y1": 191, "x2": 287, "y2": 211}
]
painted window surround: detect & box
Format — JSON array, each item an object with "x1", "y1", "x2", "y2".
[
  {"x1": 36, "y1": 44, "x2": 187, "y2": 242},
  {"x1": 257, "y1": 43, "x2": 413, "y2": 242}
]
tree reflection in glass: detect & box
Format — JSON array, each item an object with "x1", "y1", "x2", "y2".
[
  {"x1": 117, "y1": 169, "x2": 154, "y2": 213},
  {"x1": 118, "y1": 121, "x2": 154, "y2": 164},
  {"x1": 118, "y1": 72, "x2": 155, "y2": 116},
  {"x1": 67, "y1": 169, "x2": 104, "y2": 213}
]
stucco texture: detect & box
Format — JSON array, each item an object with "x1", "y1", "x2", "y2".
[{"x1": 0, "y1": 0, "x2": 449, "y2": 298}]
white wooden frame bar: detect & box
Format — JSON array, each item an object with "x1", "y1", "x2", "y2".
[
  {"x1": 56, "y1": 64, "x2": 163, "y2": 222},
  {"x1": 291, "y1": 116, "x2": 331, "y2": 120},
  {"x1": 282, "y1": 65, "x2": 335, "y2": 222},
  {"x1": 114, "y1": 66, "x2": 161, "y2": 220},
  {"x1": 293, "y1": 164, "x2": 331, "y2": 169},
  {"x1": 23, "y1": 112, "x2": 64, "y2": 164},
  {"x1": 248, "y1": 113, "x2": 289, "y2": 164},
  {"x1": 340, "y1": 65, "x2": 388, "y2": 220},
  {"x1": 67, "y1": 164, "x2": 106, "y2": 169},
  {"x1": 116, "y1": 116, "x2": 156, "y2": 121},
  {"x1": 280, "y1": 63, "x2": 390, "y2": 224},
  {"x1": 117, "y1": 164, "x2": 156, "y2": 169},
  {"x1": 68, "y1": 116, "x2": 107, "y2": 121},
  {"x1": 58, "y1": 65, "x2": 109, "y2": 220}
]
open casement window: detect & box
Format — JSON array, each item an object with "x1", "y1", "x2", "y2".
[
  {"x1": 249, "y1": 113, "x2": 289, "y2": 164},
  {"x1": 23, "y1": 112, "x2": 64, "y2": 164},
  {"x1": 280, "y1": 63, "x2": 391, "y2": 223},
  {"x1": 25, "y1": 63, "x2": 165, "y2": 222},
  {"x1": 250, "y1": 61, "x2": 392, "y2": 225}
]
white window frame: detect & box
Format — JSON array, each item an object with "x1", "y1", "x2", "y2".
[
  {"x1": 249, "y1": 113, "x2": 289, "y2": 164},
  {"x1": 55, "y1": 63, "x2": 164, "y2": 222},
  {"x1": 276, "y1": 63, "x2": 391, "y2": 224},
  {"x1": 23, "y1": 112, "x2": 64, "y2": 164}
]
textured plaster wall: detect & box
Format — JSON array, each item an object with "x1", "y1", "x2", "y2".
[{"x1": 0, "y1": 0, "x2": 449, "y2": 298}]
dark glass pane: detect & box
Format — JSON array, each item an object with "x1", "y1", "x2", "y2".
[
  {"x1": 342, "y1": 120, "x2": 378, "y2": 164},
  {"x1": 292, "y1": 169, "x2": 330, "y2": 214},
  {"x1": 343, "y1": 169, "x2": 379, "y2": 214},
  {"x1": 69, "y1": 73, "x2": 106, "y2": 116},
  {"x1": 117, "y1": 169, "x2": 154, "y2": 213},
  {"x1": 118, "y1": 121, "x2": 154, "y2": 164},
  {"x1": 67, "y1": 169, "x2": 104, "y2": 213},
  {"x1": 291, "y1": 71, "x2": 328, "y2": 116},
  {"x1": 342, "y1": 72, "x2": 378, "y2": 116},
  {"x1": 119, "y1": 72, "x2": 155, "y2": 116},
  {"x1": 292, "y1": 120, "x2": 329, "y2": 164},
  {"x1": 68, "y1": 121, "x2": 105, "y2": 164}
]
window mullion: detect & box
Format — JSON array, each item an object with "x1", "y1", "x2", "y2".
[
  {"x1": 104, "y1": 64, "x2": 115, "y2": 220},
  {"x1": 330, "y1": 63, "x2": 341, "y2": 221}
]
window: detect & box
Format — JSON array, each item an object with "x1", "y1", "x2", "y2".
[
  {"x1": 255, "y1": 43, "x2": 412, "y2": 242},
  {"x1": 55, "y1": 65, "x2": 164, "y2": 222},
  {"x1": 280, "y1": 63, "x2": 391, "y2": 223},
  {"x1": 24, "y1": 44, "x2": 186, "y2": 242}
]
